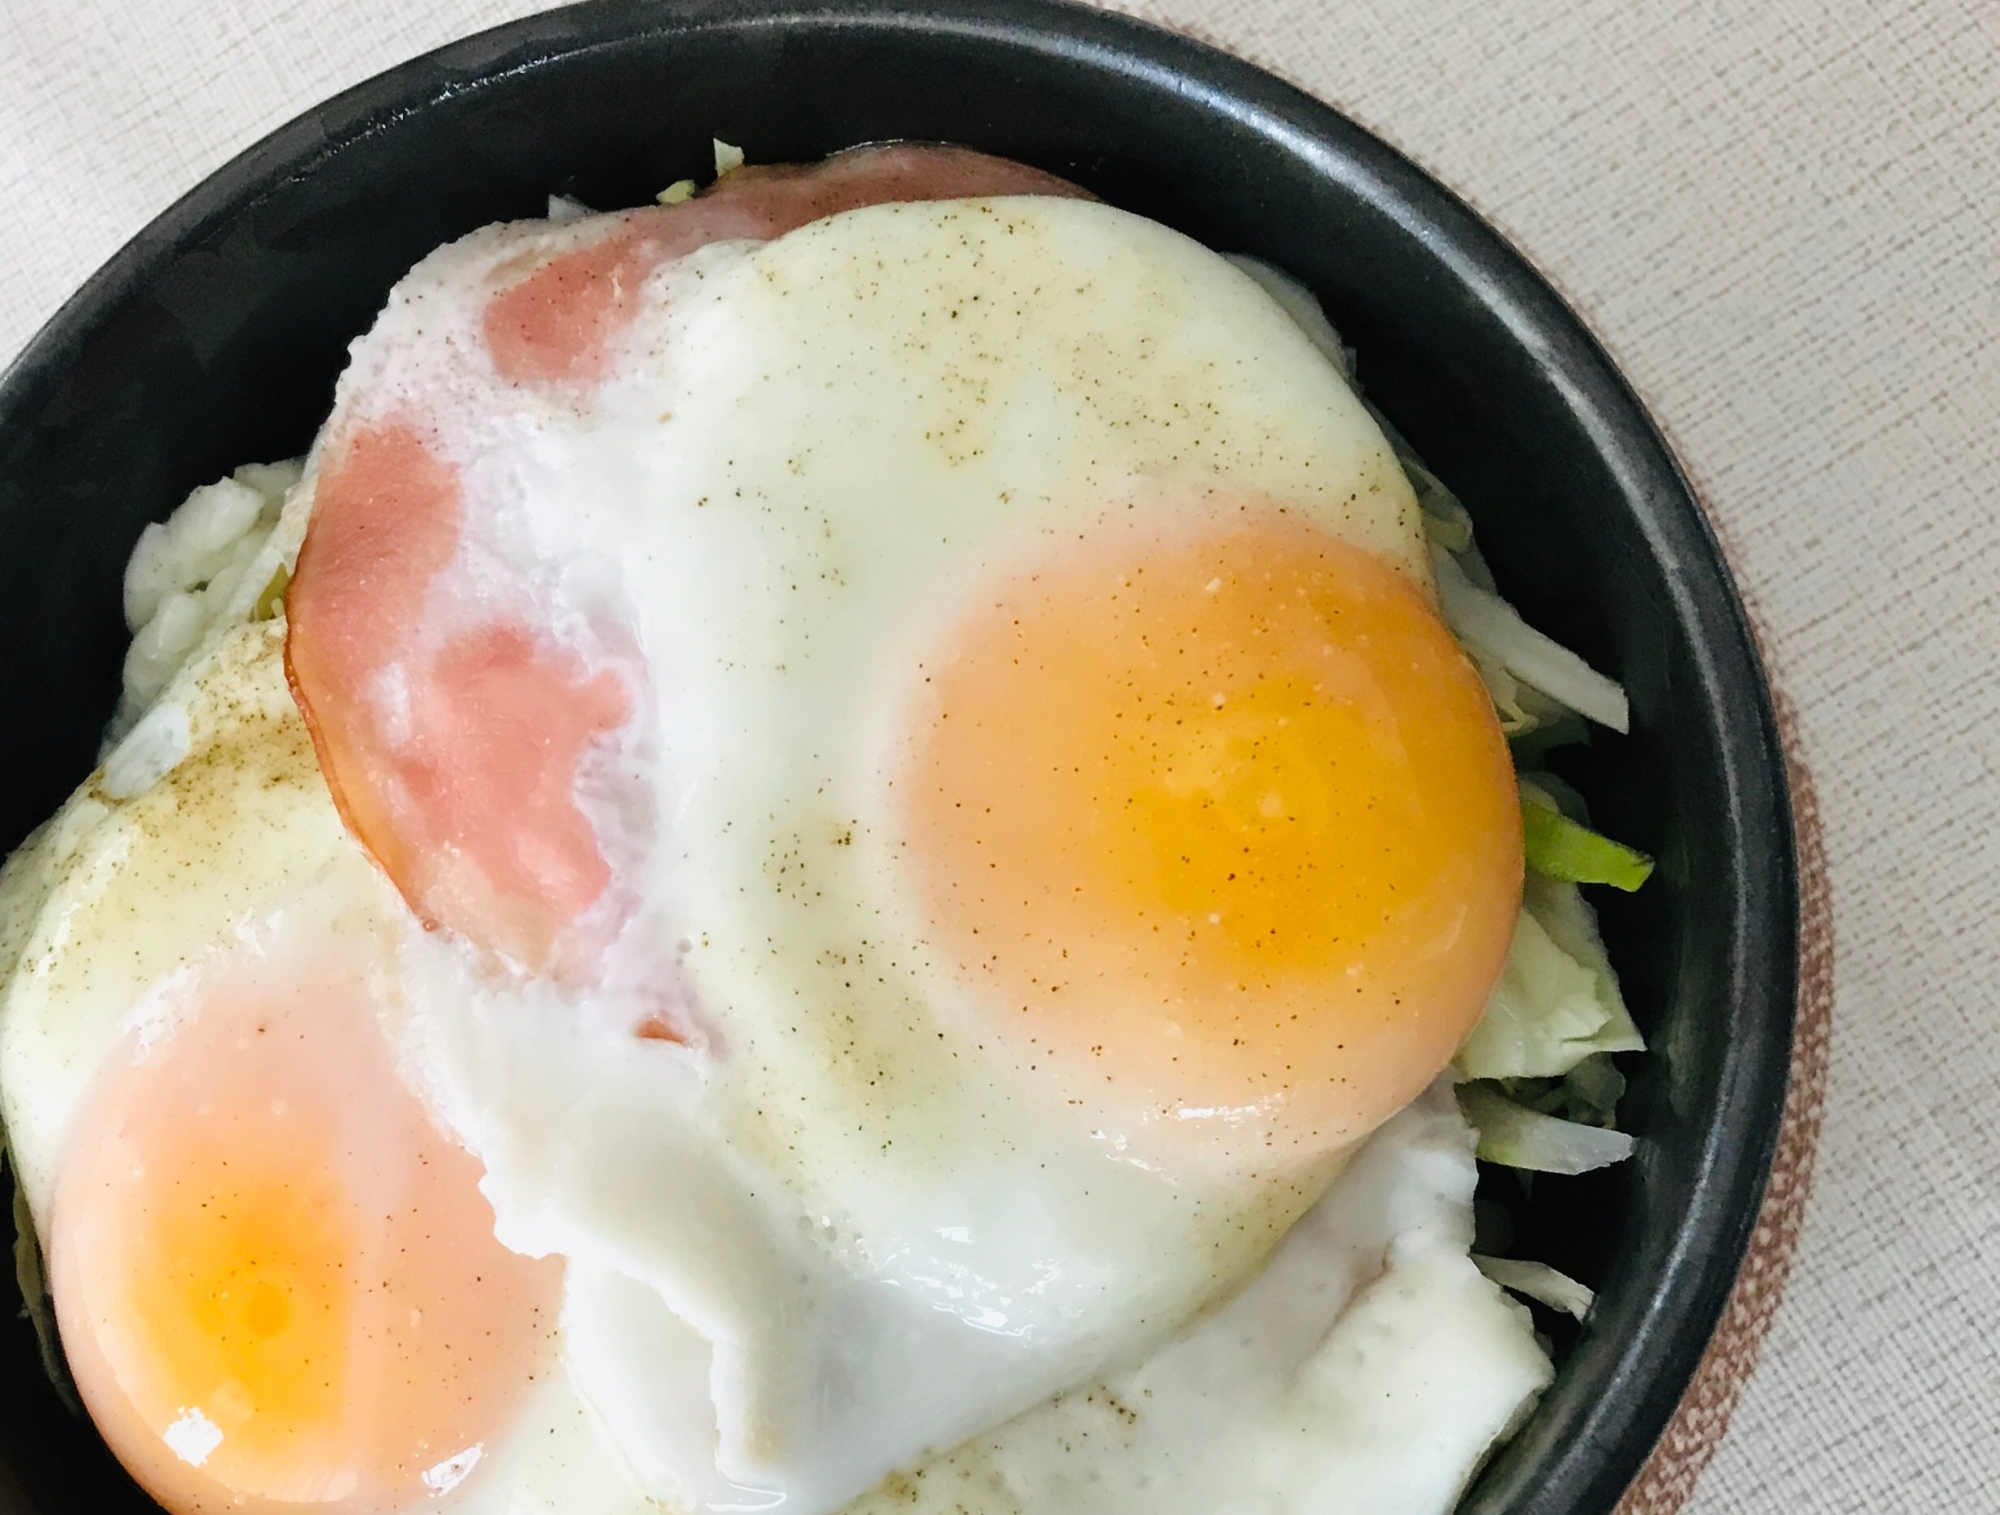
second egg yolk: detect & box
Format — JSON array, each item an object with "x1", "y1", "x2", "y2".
[
  {"x1": 901, "y1": 508, "x2": 1522, "y2": 1157},
  {"x1": 49, "y1": 937, "x2": 562, "y2": 1514}
]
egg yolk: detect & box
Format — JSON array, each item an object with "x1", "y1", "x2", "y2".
[
  {"x1": 49, "y1": 939, "x2": 562, "y2": 1514},
  {"x1": 901, "y1": 508, "x2": 1522, "y2": 1154}
]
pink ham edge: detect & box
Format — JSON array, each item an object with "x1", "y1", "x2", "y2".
[
  {"x1": 291, "y1": 145, "x2": 1091, "y2": 986},
  {"x1": 483, "y1": 144, "x2": 1092, "y2": 387}
]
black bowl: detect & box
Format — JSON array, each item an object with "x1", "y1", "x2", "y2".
[{"x1": 0, "y1": 2, "x2": 1796, "y2": 1511}]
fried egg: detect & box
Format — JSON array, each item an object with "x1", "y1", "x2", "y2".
[
  {"x1": 0, "y1": 625, "x2": 613, "y2": 1515},
  {"x1": 0, "y1": 145, "x2": 1543, "y2": 1515}
]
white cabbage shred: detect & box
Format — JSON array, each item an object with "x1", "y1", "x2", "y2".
[
  {"x1": 1456, "y1": 1084, "x2": 1636, "y2": 1175},
  {"x1": 109, "y1": 458, "x2": 305, "y2": 745},
  {"x1": 1455, "y1": 875, "x2": 1645, "y2": 1082},
  {"x1": 1473, "y1": 1256, "x2": 1596, "y2": 1321},
  {"x1": 1432, "y1": 549, "x2": 1631, "y2": 735}
]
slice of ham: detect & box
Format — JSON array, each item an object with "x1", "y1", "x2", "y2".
[
  {"x1": 288, "y1": 145, "x2": 1088, "y2": 982},
  {"x1": 286, "y1": 420, "x2": 633, "y2": 979}
]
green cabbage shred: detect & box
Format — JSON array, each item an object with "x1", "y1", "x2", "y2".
[{"x1": 1521, "y1": 792, "x2": 1653, "y2": 891}]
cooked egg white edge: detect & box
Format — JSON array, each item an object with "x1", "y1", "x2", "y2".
[{"x1": 426, "y1": 1367, "x2": 659, "y2": 1515}]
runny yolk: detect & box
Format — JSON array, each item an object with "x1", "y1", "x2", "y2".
[
  {"x1": 901, "y1": 508, "x2": 1522, "y2": 1155},
  {"x1": 49, "y1": 940, "x2": 562, "y2": 1514}
]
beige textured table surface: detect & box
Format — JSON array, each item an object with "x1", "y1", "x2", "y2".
[{"x1": 2, "y1": 1, "x2": 1994, "y2": 1511}]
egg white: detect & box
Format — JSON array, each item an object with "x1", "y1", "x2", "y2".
[{"x1": 843, "y1": 1084, "x2": 1551, "y2": 1515}]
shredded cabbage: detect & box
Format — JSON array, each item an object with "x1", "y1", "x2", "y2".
[
  {"x1": 108, "y1": 459, "x2": 302, "y2": 745},
  {"x1": 1493, "y1": 1057, "x2": 1629, "y2": 1127},
  {"x1": 1524, "y1": 873, "x2": 1624, "y2": 993},
  {"x1": 1508, "y1": 703, "x2": 1590, "y2": 762},
  {"x1": 1521, "y1": 791, "x2": 1653, "y2": 891},
  {"x1": 1560, "y1": 1052, "x2": 1627, "y2": 1116},
  {"x1": 1459, "y1": 797, "x2": 1645, "y2": 1085},
  {"x1": 1458, "y1": 1084, "x2": 1637, "y2": 1174},
  {"x1": 1473, "y1": 1256, "x2": 1595, "y2": 1320},
  {"x1": 1432, "y1": 548, "x2": 1630, "y2": 734},
  {"x1": 1467, "y1": 643, "x2": 1533, "y2": 736},
  {"x1": 251, "y1": 565, "x2": 290, "y2": 622},
  {"x1": 1454, "y1": 899, "x2": 1645, "y2": 1082}
]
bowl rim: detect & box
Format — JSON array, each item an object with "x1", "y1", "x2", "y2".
[{"x1": 0, "y1": 3, "x2": 1799, "y2": 1512}]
